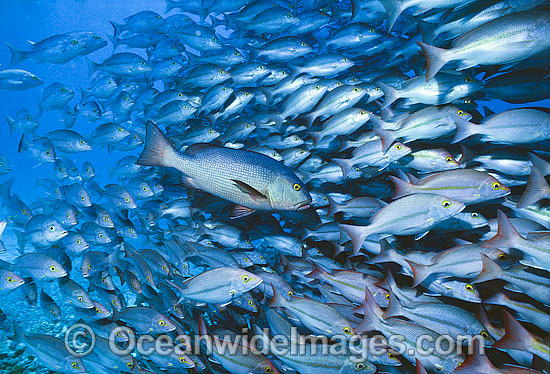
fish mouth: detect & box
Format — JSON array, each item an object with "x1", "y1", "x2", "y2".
[{"x1": 295, "y1": 199, "x2": 312, "y2": 210}]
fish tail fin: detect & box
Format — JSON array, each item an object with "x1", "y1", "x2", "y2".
[
  {"x1": 339, "y1": 224, "x2": 369, "y2": 255},
  {"x1": 458, "y1": 143, "x2": 475, "y2": 165},
  {"x1": 78, "y1": 85, "x2": 89, "y2": 103},
  {"x1": 492, "y1": 310, "x2": 530, "y2": 351},
  {"x1": 375, "y1": 128, "x2": 396, "y2": 153},
  {"x1": 305, "y1": 264, "x2": 327, "y2": 280},
  {"x1": 85, "y1": 58, "x2": 98, "y2": 77},
  {"x1": 377, "y1": 82, "x2": 400, "y2": 109},
  {"x1": 110, "y1": 21, "x2": 123, "y2": 39},
  {"x1": 482, "y1": 210, "x2": 522, "y2": 249},
  {"x1": 5, "y1": 42, "x2": 26, "y2": 65},
  {"x1": 309, "y1": 131, "x2": 326, "y2": 147},
  {"x1": 417, "y1": 41, "x2": 449, "y2": 81},
  {"x1": 114, "y1": 266, "x2": 125, "y2": 285},
  {"x1": 332, "y1": 157, "x2": 353, "y2": 179},
  {"x1": 382, "y1": 289, "x2": 403, "y2": 319},
  {"x1": 405, "y1": 260, "x2": 431, "y2": 287},
  {"x1": 451, "y1": 117, "x2": 477, "y2": 144},
  {"x1": 14, "y1": 230, "x2": 25, "y2": 254},
  {"x1": 416, "y1": 20, "x2": 438, "y2": 44},
  {"x1": 5, "y1": 115, "x2": 15, "y2": 136},
  {"x1": 18, "y1": 135, "x2": 30, "y2": 153},
  {"x1": 12, "y1": 320, "x2": 23, "y2": 343},
  {"x1": 136, "y1": 121, "x2": 179, "y2": 169},
  {"x1": 268, "y1": 284, "x2": 285, "y2": 308},
  {"x1": 368, "y1": 112, "x2": 391, "y2": 130},
  {"x1": 388, "y1": 175, "x2": 413, "y2": 200},
  {"x1": 528, "y1": 152, "x2": 550, "y2": 176},
  {"x1": 474, "y1": 253, "x2": 502, "y2": 283},
  {"x1": 198, "y1": 315, "x2": 208, "y2": 337},
  {"x1": 303, "y1": 112, "x2": 318, "y2": 128},
  {"x1": 517, "y1": 167, "x2": 549, "y2": 208},
  {"x1": 326, "y1": 195, "x2": 340, "y2": 217},
  {"x1": 379, "y1": 0, "x2": 404, "y2": 32},
  {"x1": 376, "y1": 268, "x2": 398, "y2": 290},
  {"x1": 355, "y1": 289, "x2": 384, "y2": 334}
]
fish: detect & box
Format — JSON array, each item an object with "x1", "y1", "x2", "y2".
[{"x1": 0, "y1": 69, "x2": 43, "y2": 90}]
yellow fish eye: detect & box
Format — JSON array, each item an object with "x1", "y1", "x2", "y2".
[
  {"x1": 179, "y1": 357, "x2": 186, "y2": 363},
  {"x1": 471, "y1": 212, "x2": 479, "y2": 218},
  {"x1": 159, "y1": 320, "x2": 166, "y2": 326},
  {"x1": 124, "y1": 197, "x2": 130, "y2": 202},
  {"x1": 354, "y1": 87, "x2": 359, "y2": 92},
  {"x1": 445, "y1": 157, "x2": 453, "y2": 162},
  {"x1": 343, "y1": 327, "x2": 352, "y2": 334},
  {"x1": 457, "y1": 110, "x2": 464, "y2": 115},
  {"x1": 6, "y1": 277, "x2": 13, "y2": 282},
  {"x1": 492, "y1": 182, "x2": 501, "y2": 190},
  {"x1": 498, "y1": 253, "x2": 506, "y2": 260},
  {"x1": 242, "y1": 275, "x2": 250, "y2": 283},
  {"x1": 442, "y1": 200, "x2": 451, "y2": 208},
  {"x1": 480, "y1": 331, "x2": 489, "y2": 338},
  {"x1": 71, "y1": 362, "x2": 79, "y2": 369},
  {"x1": 88, "y1": 264, "x2": 92, "y2": 270},
  {"x1": 385, "y1": 293, "x2": 390, "y2": 300},
  {"x1": 248, "y1": 300, "x2": 254, "y2": 305},
  {"x1": 293, "y1": 183, "x2": 301, "y2": 191},
  {"x1": 465, "y1": 284, "x2": 474, "y2": 292},
  {"x1": 464, "y1": 77, "x2": 472, "y2": 82},
  {"x1": 50, "y1": 266, "x2": 57, "y2": 272},
  {"x1": 126, "y1": 362, "x2": 133, "y2": 368},
  {"x1": 265, "y1": 367, "x2": 273, "y2": 373},
  {"x1": 287, "y1": 291, "x2": 293, "y2": 296},
  {"x1": 95, "y1": 308, "x2": 100, "y2": 313},
  {"x1": 50, "y1": 309, "x2": 55, "y2": 314},
  {"x1": 77, "y1": 296, "x2": 83, "y2": 301},
  {"x1": 388, "y1": 352, "x2": 395, "y2": 359},
  {"x1": 394, "y1": 144, "x2": 402, "y2": 150},
  {"x1": 355, "y1": 362, "x2": 365, "y2": 370}
]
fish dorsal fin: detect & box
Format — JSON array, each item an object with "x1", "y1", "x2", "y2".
[{"x1": 184, "y1": 143, "x2": 223, "y2": 156}]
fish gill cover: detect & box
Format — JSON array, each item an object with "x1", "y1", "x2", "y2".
[{"x1": 0, "y1": 0, "x2": 549, "y2": 373}]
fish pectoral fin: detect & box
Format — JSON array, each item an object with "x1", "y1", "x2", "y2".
[
  {"x1": 230, "y1": 205, "x2": 256, "y2": 219},
  {"x1": 232, "y1": 179, "x2": 267, "y2": 200},
  {"x1": 415, "y1": 231, "x2": 430, "y2": 241}
]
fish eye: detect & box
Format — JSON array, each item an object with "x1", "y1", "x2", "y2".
[
  {"x1": 336, "y1": 81, "x2": 342, "y2": 86},
  {"x1": 369, "y1": 28, "x2": 374, "y2": 32},
  {"x1": 492, "y1": 182, "x2": 501, "y2": 190},
  {"x1": 66, "y1": 213, "x2": 71, "y2": 218},
  {"x1": 126, "y1": 362, "x2": 133, "y2": 368},
  {"x1": 208, "y1": 129, "x2": 214, "y2": 134},
  {"x1": 108, "y1": 80, "x2": 113, "y2": 84},
  {"x1": 314, "y1": 85, "x2": 321, "y2": 90},
  {"x1": 374, "y1": 87, "x2": 380, "y2": 91},
  {"x1": 171, "y1": 61, "x2": 176, "y2": 65},
  {"x1": 95, "y1": 307, "x2": 101, "y2": 313},
  {"x1": 287, "y1": 13, "x2": 292, "y2": 18},
  {"x1": 388, "y1": 352, "x2": 395, "y2": 359},
  {"x1": 206, "y1": 241, "x2": 212, "y2": 245},
  {"x1": 161, "y1": 265, "x2": 167, "y2": 271},
  {"x1": 22, "y1": 209, "x2": 27, "y2": 215},
  {"x1": 80, "y1": 140, "x2": 86, "y2": 145},
  {"x1": 498, "y1": 253, "x2": 506, "y2": 260},
  {"x1": 155, "y1": 15, "x2": 161, "y2": 19},
  {"x1": 212, "y1": 37, "x2": 217, "y2": 42},
  {"x1": 480, "y1": 331, "x2": 489, "y2": 339},
  {"x1": 355, "y1": 167, "x2": 360, "y2": 172},
  {"x1": 464, "y1": 77, "x2": 472, "y2": 82},
  {"x1": 359, "y1": 110, "x2": 366, "y2": 115},
  {"x1": 247, "y1": 300, "x2": 254, "y2": 305},
  {"x1": 99, "y1": 233, "x2": 104, "y2": 238},
  {"x1": 60, "y1": 88, "x2": 67, "y2": 93},
  {"x1": 293, "y1": 136, "x2": 299, "y2": 141},
  {"x1": 6, "y1": 277, "x2": 13, "y2": 282},
  {"x1": 343, "y1": 327, "x2": 352, "y2": 334},
  {"x1": 159, "y1": 320, "x2": 166, "y2": 326},
  {"x1": 385, "y1": 293, "x2": 390, "y2": 300},
  {"x1": 354, "y1": 87, "x2": 360, "y2": 92},
  {"x1": 259, "y1": 65, "x2": 264, "y2": 69},
  {"x1": 471, "y1": 212, "x2": 479, "y2": 218},
  {"x1": 128, "y1": 228, "x2": 134, "y2": 233},
  {"x1": 76, "y1": 239, "x2": 81, "y2": 244},
  {"x1": 465, "y1": 284, "x2": 474, "y2": 292},
  {"x1": 71, "y1": 362, "x2": 79, "y2": 369},
  {"x1": 219, "y1": 69, "x2": 225, "y2": 74},
  {"x1": 442, "y1": 200, "x2": 451, "y2": 208},
  {"x1": 77, "y1": 296, "x2": 83, "y2": 301},
  {"x1": 457, "y1": 110, "x2": 464, "y2": 115},
  {"x1": 445, "y1": 157, "x2": 453, "y2": 162},
  {"x1": 50, "y1": 308, "x2": 55, "y2": 314},
  {"x1": 31, "y1": 75, "x2": 39, "y2": 80},
  {"x1": 234, "y1": 51, "x2": 240, "y2": 56},
  {"x1": 103, "y1": 216, "x2": 108, "y2": 221},
  {"x1": 49, "y1": 225, "x2": 55, "y2": 232},
  {"x1": 93, "y1": 108, "x2": 98, "y2": 113},
  {"x1": 71, "y1": 40, "x2": 79, "y2": 45},
  {"x1": 81, "y1": 195, "x2": 86, "y2": 201},
  {"x1": 394, "y1": 144, "x2": 402, "y2": 150},
  {"x1": 355, "y1": 362, "x2": 365, "y2": 370},
  {"x1": 287, "y1": 291, "x2": 293, "y2": 296},
  {"x1": 142, "y1": 186, "x2": 148, "y2": 191},
  {"x1": 124, "y1": 197, "x2": 130, "y2": 203},
  {"x1": 464, "y1": 99, "x2": 471, "y2": 103},
  {"x1": 93, "y1": 35, "x2": 100, "y2": 39},
  {"x1": 178, "y1": 92, "x2": 184, "y2": 97},
  {"x1": 46, "y1": 151, "x2": 51, "y2": 156},
  {"x1": 342, "y1": 58, "x2": 348, "y2": 62},
  {"x1": 301, "y1": 42, "x2": 307, "y2": 47},
  {"x1": 222, "y1": 87, "x2": 227, "y2": 91},
  {"x1": 244, "y1": 92, "x2": 250, "y2": 96},
  {"x1": 265, "y1": 367, "x2": 273, "y2": 373},
  {"x1": 241, "y1": 275, "x2": 250, "y2": 283},
  {"x1": 293, "y1": 183, "x2": 301, "y2": 191},
  {"x1": 140, "y1": 60, "x2": 146, "y2": 65},
  {"x1": 88, "y1": 264, "x2": 92, "y2": 270}
]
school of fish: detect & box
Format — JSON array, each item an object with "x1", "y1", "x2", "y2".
[{"x1": 0, "y1": 0, "x2": 549, "y2": 373}]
